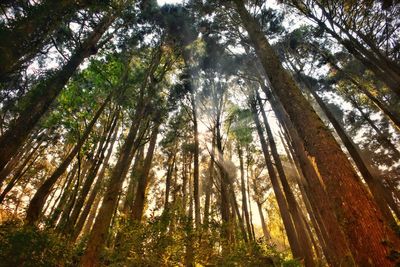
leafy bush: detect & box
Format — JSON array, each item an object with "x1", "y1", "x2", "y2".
[
  {"x1": 104, "y1": 214, "x2": 186, "y2": 267},
  {"x1": 0, "y1": 220, "x2": 74, "y2": 267}
]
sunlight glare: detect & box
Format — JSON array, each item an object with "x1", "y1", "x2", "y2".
[{"x1": 157, "y1": 0, "x2": 183, "y2": 5}]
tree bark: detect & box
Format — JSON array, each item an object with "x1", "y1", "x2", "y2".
[
  {"x1": 256, "y1": 90, "x2": 315, "y2": 266},
  {"x1": 163, "y1": 146, "x2": 177, "y2": 212},
  {"x1": 204, "y1": 130, "x2": 215, "y2": 226},
  {"x1": 261, "y1": 80, "x2": 354, "y2": 265},
  {"x1": 65, "y1": 112, "x2": 119, "y2": 232},
  {"x1": 250, "y1": 98, "x2": 303, "y2": 260},
  {"x1": 301, "y1": 78, "x2": 398, "y2": 226},
  {"x1": 123, "y1": 147, "x2": 143, "y2": 215},
  {"x1": 131, "y1": 121, "x2": 160, "y2": 221},
  {"x1": 79, "y1": 112, "x2": 144, "y2": 267},
  {"x1": 279, "y1": 130, "x2": 332, "y2": 262},
  {"x1": 72, "y1": 120, "x2": 119, "y2": 241},
  {"x1": 237, "y1": 144, "x2": 253, "y2": 241},
  {"x1": 257, "y1": 201, "x2": 271, "y2": 241},
  {"x1": 189, "y1": 83, "x2": 201, "y2": 228},
  {"x1": 234, "y1": 2, "x2": 400, "y2": 264}
]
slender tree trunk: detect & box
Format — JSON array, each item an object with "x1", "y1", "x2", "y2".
[
  {"x1": 189, "y1": 89, "x2": 201, "y2": 228},
  {"x1": 65, "y1": 112, "x2": 119, "y2": 232},
  {"x1": 246, "y1": 152, "x2": 256, "y2": 241},
  {"x1": 123, "y1": 147, "x2": 143, "y2": 215},
  {"x1": 46, "y1": 163, "x2": 78, "y2": 227},
  {"x1": 0, "y1": 153, "x2": 39, "y2": 203},
  {"x1": 204, "y1": 131, "x2": 215, "y2": 226},
  {"x1": 164, "y1": 147, "x2": 177, "y2": 212},
  {"x1": 0, "y1": 140, "x2": 42, "y2": 202},
  {"x1": 182, "y1": 153, "x2": 188, "y2": 212},
  {"x1": 256, "y1": 90, "x2": 315, "y2": 266},
  {"x1": 0, "y1": 0, "x2": 97, "y2": 80},
  {"x1": 323, "y1": 56, "x2": 400, "y2": 131},
  {"x1": 72, "y1": 122, "x2": 119, "y2": 241},
  {"x1": 131, "y1": 122, "x2": 160, "y2": 221},
  {"x1": 229, "y1": 184, "x2": 248, "y2": 243},
  {"x1": 262, "y1": 82, "x2": 353, "y2": 265},
  {"x1": 237, "y1": 144, "x2": 252, "y2": 241},
  {"x1": 250, "y1": 98, "x2": 303, "y2": 260},
  {"x1": 0, "y1": 14, "x2": 115, "y2": 173},
  {"x1": 347, "y1": 94, "x2": 400, "y2": 161},
  {"x1": 25, "y1": 94, "x2": 111, "y2": 225},
  {"x1": 234, "y1": 2, "x2": 400, "y2": 265},
  {"x1": 82, "y1": 195, "x2": 102, "y2": 237},
  {"x1": 215, "y1": 116, "x2": 232, "y2": 249},
  {"x1": 257, "y1": 202, "x2": 271, "y2": 240},
  {"x1": 79, "y1": 112, "x2": 144, "y2": 267},
  {"x1": 0, "y1": 133, "x2": 43, "y2": 186},
  {"x1": 293, "y1": 2, "x2": 400, "y2": 97}
]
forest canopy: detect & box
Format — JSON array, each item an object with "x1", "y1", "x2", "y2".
[{"x1": 0, "y1": 0, "x2": 399, "y2": 266}]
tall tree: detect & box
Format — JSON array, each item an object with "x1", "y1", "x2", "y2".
[
  {"x1": 26, "y1": 93, "x2": 112, "y2": 225},
  {"x1": 0, "y1": 13, "x2": 116, "y2": 173},
  {"x1": 233, "y1": 1, "x2": 400, "y2": 265}
]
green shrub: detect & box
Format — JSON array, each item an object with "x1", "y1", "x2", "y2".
[{"x1": 0, "y1": 220, "x2": 74, "y2": 267}]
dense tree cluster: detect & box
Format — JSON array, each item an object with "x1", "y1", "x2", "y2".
[{"x1": 0, "y1": 0, "x2": 399, "y2": 266}]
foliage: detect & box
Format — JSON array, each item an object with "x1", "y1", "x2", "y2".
[
  {"x1": 0, "y1": 220, "x2": 75, "y2": 267},
  {"x1": 104, "y1": 214, "x2": 186, "y2": 266}
]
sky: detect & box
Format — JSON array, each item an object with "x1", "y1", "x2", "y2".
[{"x1": 157, "y1": 0, "x2": 183, "y2": 5}]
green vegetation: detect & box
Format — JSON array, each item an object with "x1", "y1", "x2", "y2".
[{"x1": 0, "y1": 0, "x2": 399, "y2": 266}]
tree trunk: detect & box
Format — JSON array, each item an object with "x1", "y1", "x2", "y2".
[
  {"x1": 257, "y1": 202, "x2": 271, "y2": 241},
  {"x1": 292, "y1": 1, "x2": 400, "y2": 97},
  {"x1": 0, "y1": 133, "x2": 43, "y2": 186},
  {"x1": 0, "y1": 14, "x2": 115, "y2": 174},
  {"x1": 72, "y1": 121, "x2": 119, "y2": 241},
  {"x1": 234, "y1": 1, "x2": 400, "y2": 265},
  {"x1": 82, "y1": 195, "x2": 102, "y2": 238},
  {"x1": 79, "y1": 112, "x2": 144, "y2": 267},
  {"x1": 25, "y1": 94, "x2": 111, "y2": 225},
  {"x1": 261, "y1": 81, "x2": 354, "y2": 265},
  {"x1": 237, "y1": 144, "x2": 253, "y2": 241},
  {"x1": 256, "y1": 90, "x2": 315, "y2": 266},
  {"x1": 0, "y1": 153, "x2": 39, "y2": 203},
  {"x1": 190, "y1": 88, "x2": 201, "y2": 228},
  {"x1": 250, "y1": 98, "x2": 303, "y2": 260},
  {"x1": 347, "y1": 94, "x2": 400, "y2": 161},
  {"x1": 164, "y1": 146, "x2": 177, "y2": 212},
  {"x1": 131, "y1": 122, "x2": 160, "y2": 221},
  {"x1": 0, "y1": 0, "x2": 94, "y2": 80},
  {"x1": 215, "y1": 113, "x2": 232, "y2": 248},
  {"x1": 230, "y1": 184, "x2": 248, "y2": 243},
  {"x1": 46, "y1": 163, "x2": 79, "y2": 228},
  {"x1": 279, "y1": 131, "x2": 332, "y2": 262},
  {"x1": 301, "y1": 78, "x2": 398, "y2": 226},
  {"x1": 65, "y1": 111, "x2": 119, "y2": 232},
  {"x1": 204, "y1": 131, "x2": 215, "y2": 226},
  {"x1": 0, "y1": 140, "x2": 42, "y2": 202},
  {"x1": 323, "y1": 56, "x2": 400, "y2": 131},
  {"x1": 123, "y1": 147, "x2": 143, "y2": 215},
  {"x1": 246, "y1": 152, "x2": 256, "y2": 241}
]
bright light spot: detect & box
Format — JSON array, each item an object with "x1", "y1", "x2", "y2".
[{"x1": 157, "y1": 0, "x2": 183, "y2": 5}]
